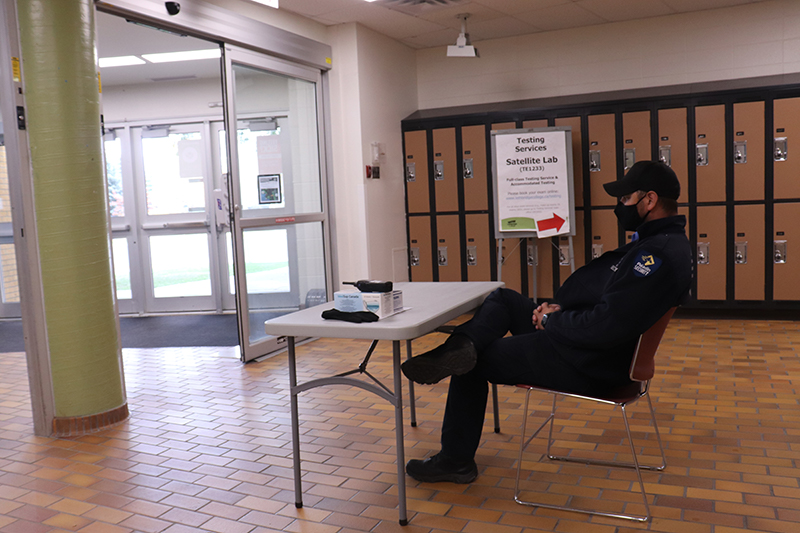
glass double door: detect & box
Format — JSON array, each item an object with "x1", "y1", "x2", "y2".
[
  {"x1": 103, "y1": 46, "x2": 330, "y2": 361},
  {"x1": 106, "y1": 121, "x2": 233, "y2": 315}
]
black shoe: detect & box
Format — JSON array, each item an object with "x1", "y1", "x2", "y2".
[
  {"x1": 401, "y1": 334, "x2": 477, "y2": 385},
  {"x1": 406, "y1": 453, "x2": 478, "y2": 484}
]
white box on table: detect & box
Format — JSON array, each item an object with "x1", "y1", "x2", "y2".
[{"x1": 334, "y1": 290, "x2": 403, "y2": 319}]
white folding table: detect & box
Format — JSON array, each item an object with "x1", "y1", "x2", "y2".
[{"x1": 264, "y1": 281, "x2": 503, "y2": 525}]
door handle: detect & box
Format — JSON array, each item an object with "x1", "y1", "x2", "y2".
[{"x1": 142, "y1": 221, "x2": 210, "y2": 230}]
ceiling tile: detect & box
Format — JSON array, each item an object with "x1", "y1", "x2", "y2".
[
  {"x1": 661, "y1": 0, "x2": 757, "y2": 12},
  {"x1": 516, "y1": 3, "x2": 607, "y2": 32},
  {"x1": 576, "y1": 0, "x2": 674, "y2": 22},
  {"x1": 466, "y1": 17, "x2": 543, "y2": 41},
  {"x1": 471, "y1": 0, "x2": 574, "y2": 16}
]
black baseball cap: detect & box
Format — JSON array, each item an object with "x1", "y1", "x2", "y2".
[{"x1": 603, "y1": 160, "x2": 681, "y2": 200}]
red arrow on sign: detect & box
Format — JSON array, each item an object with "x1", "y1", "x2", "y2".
[{"x1": 537, "y1": 213, "x2": 566, "y2": 232}]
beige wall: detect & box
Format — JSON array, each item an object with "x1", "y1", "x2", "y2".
[
  {"x1": 356, "y1": 24, "x2": 417, "y2": 284},
  {"x1": 416, "y1": 0, "x2": 800, "y2": 110},
  {"x1": 327, "y1": 23, "x2": 417, "y2": 287}
]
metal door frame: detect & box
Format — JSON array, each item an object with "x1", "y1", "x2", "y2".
[{"x1": 222, "y1": 45, "x2": 333, "y2": 362}]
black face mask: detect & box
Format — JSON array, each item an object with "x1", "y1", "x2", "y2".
[{"x1": 614, "y1": 196, "x2": 647, "y2": 231}]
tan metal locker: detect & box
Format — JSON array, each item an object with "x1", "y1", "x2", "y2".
[
  {"x1": 590, "y1": 209, "x2": 619, "y2": 260},
  {"x1": 734, "y1": 204, "x2": 765, "y2": 301},
  {"x1": 559, "y1": 210, "x2": 585, "y2": 282},
  {"x1": 497, "y1": 238, "x2": 522, "y2": 294},
  {"x1": 522, "y1": 119, "x2": 548, "y2": 129},
  {"x1": 696, "y1": 205, "x2": 726, "y2": 301},
  {"x1": 773, "y1": 98, "x2": 800, "y2": 199},
  {"x1": 733, "y1": 101, "x2": 765, "y2": 201},
  {"x1": 461, "y1": 125, "x2": 488, "y2": 211},
  {"x1": 587, "y1": 114, "x2": 617, "y2": 207},
  {"x1": 773, "y1": 203, "x2": 800, "y2": 300},
  {"x1": 432, "y1": 128, "x2": 459, "y2": 212},
  {"x1": 408, "y1": 216, "x2": 433, "y2": 281},
  {"x1": 492, "y1": 122, "x2": 517, "y2": 132},
  {"x1": 527, "y1": 237, "x2": 553, "y2": 300},
  {"x1": 436, "y1": 215, "x2": 461, "y2": 282},
  {"x1": 658, "y1": 108, "x2": 689, "y2": 202},
  {"x1": 405, "y1": 130, "x2": 430, "y2": 213},
  {"x1": 555, "y1": 116, "x2": 584, "y2": 207},
  {"x1": 695, "y1": 105, "x2": 726, "y2": 203},
  {"x1": 679, "y1": 206, "x2": 690, "y2": 240},
  {"x1": 622, "y1": 111, "x2": 651, "y2": 171},
  {"x1": 465, "y1": 213, "x2": 491, "y2": 281}
]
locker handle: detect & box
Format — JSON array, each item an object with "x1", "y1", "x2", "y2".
[
  {"x1": 438, "y1": 246, "x2": 448, "y2": 266},
  {"x1": 774, "y1": 241, "x2": 787, "y2": 264},
  {"x1": 466, "y1": 245, "x2": 477, "y2": 266}
]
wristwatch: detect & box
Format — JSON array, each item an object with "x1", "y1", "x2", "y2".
[{"x1": 540, "y1": 313, "x2": 550, "y2": 328}]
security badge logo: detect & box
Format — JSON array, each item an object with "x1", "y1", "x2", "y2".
[{"x1": 633, "y1": 252, "x2": 662, "y2": 277}]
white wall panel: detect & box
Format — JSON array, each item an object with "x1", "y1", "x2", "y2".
[{"x1": 416, "y1": 0, "x2": 797, "y2": 110}]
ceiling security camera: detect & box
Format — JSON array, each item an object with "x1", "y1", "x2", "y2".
[{"x1": 165, "y1": 2, "x2": 180, "y2": 15}]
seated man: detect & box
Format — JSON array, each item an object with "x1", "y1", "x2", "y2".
[{"x1": 401, "y1": 160, "x2": 693, "y2": 483}]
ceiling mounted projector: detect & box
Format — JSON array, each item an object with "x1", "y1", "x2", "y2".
[{"x1": 447, "y1": 14, "x2": 478, "y2": 58}]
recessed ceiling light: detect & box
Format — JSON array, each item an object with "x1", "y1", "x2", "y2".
[
  {"x1": 98, "y1": 55, "x2": 146, "y2": 68},
  {"x1": 141, "y1": 49, "x2": 221, "y2": 64},
  {"x1": 249, "y1": 0, "x2": 278, "y2": 7}
]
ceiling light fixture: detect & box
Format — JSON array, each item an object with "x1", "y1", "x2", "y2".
[
  {"x1": 249, "y1": 0, "x2": 278, "y2": 7},
  {"x1": 447, "y1": 13, "x2": 478, "y2": 58},
  {"x1": 141, "y1": 48, "x2": 221, "y2": 64},
  {"x1": 98, "y1": 55, "x2": 146, "y2": 68}
]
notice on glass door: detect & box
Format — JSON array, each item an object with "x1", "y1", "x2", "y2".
[
  {"x1": 258, "y1": 174, "x2": 282, "y2": 204},
  {"x1": 492, "y1": 127, "x2": 575, "y2": 239}
]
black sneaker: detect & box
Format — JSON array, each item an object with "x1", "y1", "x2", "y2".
[
  {"x1": 401, "y1": 334, "x2": 477, "y2": 384},
  {"x1": 406, "y1": 453, "x2": 478, "y2": 484}
]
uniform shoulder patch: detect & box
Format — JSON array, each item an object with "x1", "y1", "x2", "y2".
[{"x1": 633, "y1": 251, "x2": 662, "y2": 277}]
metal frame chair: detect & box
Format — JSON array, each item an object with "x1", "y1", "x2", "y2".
[{"x1": 513, "y1": 308, "x2": 676, "y2": 522}]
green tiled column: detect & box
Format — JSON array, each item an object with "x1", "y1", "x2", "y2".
[{"x1": 17, "y1": 0, "x2": 126, "y2": 427}]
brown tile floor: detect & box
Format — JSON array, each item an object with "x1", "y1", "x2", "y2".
[{"x1": 0, "y1": 317, "x2": 799, "y2": 532}]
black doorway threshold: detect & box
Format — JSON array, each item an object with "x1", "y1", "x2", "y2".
[{"x1": 0, "y1": 314, "x2": 240, "y2": 353}]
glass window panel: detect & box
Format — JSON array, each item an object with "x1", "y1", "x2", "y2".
[
  {"x1": 150, "y1": 233, "x2": 211, "y2": 298},
  {"x1": 104, "y1": 136, "x2": 124, "y2": 217},
  {"x1": 226, "y1": 231, "x2": 235, "y2": 295},
  {"x1": 232, "y1": 64, "x2": 322, "y2": 217},
  {"x1": 142, "y1": 131, "x2": 206, "y2": 215},
  {"x1": 244, "y1": 222, "x2": 326, "y2": 344},
  {"x1": 0, "y1": 243, "x2": 20, "y2": 304},
  {"x1": 0, "y1": 144, "x2": 11, "y2": 224},
  {"x1": 243, "y1": 228, "x2": 289, "y2": 294},
  {"x1": 112, "y1": 238, "x2": 131, "y2": 300}
]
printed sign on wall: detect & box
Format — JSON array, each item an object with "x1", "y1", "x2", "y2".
[{"x1": 492, "y1": 127, "x2": 575, "y2": 239}]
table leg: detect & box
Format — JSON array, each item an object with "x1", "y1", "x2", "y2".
[
  {"x1": 393, "y1": 340, "x2": 408, "y2": 525},
  {"x1": 406, "y1": 340, "x2": 417, "y2": 427},
  {"x1": 288, "y1": 336, "x2": 303, "y2": 508}
]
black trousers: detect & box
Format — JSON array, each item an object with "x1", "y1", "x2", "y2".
[{"x1": 441, "y1": 288, "x2": 596, "y2": 462}]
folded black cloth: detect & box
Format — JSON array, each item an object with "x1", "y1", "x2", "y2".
[{"x1": 321, "y1": 309, "x2": 379, "y2": 323}]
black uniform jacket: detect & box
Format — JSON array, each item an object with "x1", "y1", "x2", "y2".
[{"x1": 544, "y1": 215, "x2": 693, "y2": 386}]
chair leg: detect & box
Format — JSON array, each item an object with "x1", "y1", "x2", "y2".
[
  {"x1": 545, "y1": 394, "x2": 557, "y2": 459},
  {"x1": 621, "y1": 404, "x2": 651, "y2": 521},
  {"x1": 514, "y1": 391, "x2": 661, "y2": 522},
  {"x1": 547, "y1": 394, "x2": 666, "y2": 472},
  {"x1": 491, "y1": 383, "x2": 500, "y2": 433},
  {"x1": 514, "y1": 389, "x2": 555, "y2": 503},
  {"x1": 645, "y1": 391, "x2": 668, "y2": 471}
]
